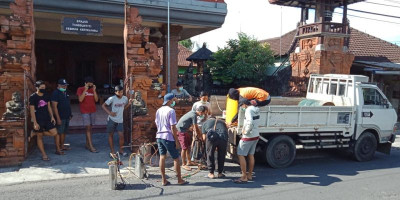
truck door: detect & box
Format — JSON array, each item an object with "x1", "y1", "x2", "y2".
[{"x1": 361, "y1": 87, "x2": 396, "y2": 140}]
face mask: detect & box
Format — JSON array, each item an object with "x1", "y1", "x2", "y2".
[
  {"x1": 199, "y1": 115, "x2": 205, "y2": 120},
  {"x1": 240, "y1": 107, "x2": 246, "y2": 111},
  {"x1": 39, "y1": 89, "x2": 46, "y2": 93},
  {"x1": 201, "y1": 100, "x2": 207, "y2": 104},
  {"x1": 170, "y1": 101, "x2": 176, "y2": 107},
  {"x1": 178, "y1": 87, "x2": 183, "y2": 91},
  {"x1": 59, "y1": 88, "x2": 66, "y2": 92}
]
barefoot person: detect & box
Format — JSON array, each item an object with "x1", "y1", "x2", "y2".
[
  {"x1": 155, "y1": 93, "x2": 187, "y2": 186},
  {"x1": 234, "y1": 99, "x2": 260, "y2": 184},
  {"x1": 29, "y1": 80, "x2": 64, "y2": 161},
  {"x1": 76, "y1": 76, "x2": 98, "y2": 153},
  {"x1": 102, "y1": 85, "x2": 133, "y2": 157}
]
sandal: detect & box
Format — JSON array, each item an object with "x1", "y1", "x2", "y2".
[
  {"x1": 55, "y1": 151, "x2": 65, "y2": 155},
  {"x1": 218, "y1": 174, "x2": 226, "y2": 178},
  {"x1": 182, "y1": 165, "x2": 192, "y2": 171},
  {"x1": 233, "y1": 179, "x2": 248, "y2": 184},
  {"x1": 178, "y1": 181, "x2": 189, "y2": 185},
  {"x1": 162, "y1": 181, "x2": 171, "y2": 186},
  {"x1": 42, "y1": 156, "x2": 50, "y2": 161},
  {"x1": 86, "y1": 146, "x2": 98, "y2": 153},
  {"x1": 62, "y1": 146, "x2": 71, "y2": 151}
]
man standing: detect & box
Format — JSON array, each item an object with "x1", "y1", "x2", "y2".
[
  {"x1": 176, "y1": 106, "x2": 207, "y2": 171},
  {"x1": 201, "y1": 117, "x2": 228, "y2": 179},
  {"x1": 51, "y1": 78, "x2": 72, "y2": 151},
  {"x1": 29, "y1": 80, "x2": 64, "y2": 161},
  {"x1": 76, "y1": 76, "x2": 98, "y2": 153},
  {"x1": 155, "y1": 93, "x2": 187, "y2": 186},
  {"x1": 234, "y1": 99, "x2": 260, "y2": 184},
  {"x1": 102, "y1": 85, "x2": 133, "y2": 157}
]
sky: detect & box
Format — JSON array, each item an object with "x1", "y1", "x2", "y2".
[{"x1": 191, "y1": 0, "x2": 400, "y2": 52}]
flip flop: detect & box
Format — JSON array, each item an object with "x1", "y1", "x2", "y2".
[
  {"x1": 233, "y1": 179, "x2": 248, "y2": 184},
  {"x1": 62, "y1": 146, "x2": 71, "y2": 151},
  {"x1": 42, "y1": 156, "x2": 50, "y2": 161},
  {"x1": 182, "y1": 166, "x2": 192, "y2": 171},
  {"x1": 162, "y1": 181, "x2": 171, "y2": 186},
  {"x1": 218, "y1": 174, "x2": 226, "y2": 178},
  {"x1": 178, "y1": 181, "x2": 189, "y2": 186},
  {"x1": 55, "y1": 151, "x2": 65, "y2": 155}
]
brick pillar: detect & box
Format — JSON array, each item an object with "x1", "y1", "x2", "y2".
[
  {"x1": 0, "y1": 0, "x2": 35, "y2": 166},
  {"x1": 287, "y1": 36, "x2": 354, "y2": 96},
  {"x1": 160, "y1": 25, "x2": 182, "y2": 92},
  {"x1": 124, "y1": 5, "x2": 165, "y2": 152}
]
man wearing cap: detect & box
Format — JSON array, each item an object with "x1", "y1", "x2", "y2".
[
  {"x1": 51, "y1": 78, "x2": 72, "y2": 151},
  {"x1": 155, "y1": 93, "x2": 187, "y2": 186},
  {"x1": 76, "y1": 76, "x2": 99, "y2": 153}
]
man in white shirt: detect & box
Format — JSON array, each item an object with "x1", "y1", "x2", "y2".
[{"x1": 234, "y1": 98, "x2": 260, "y2": 184}]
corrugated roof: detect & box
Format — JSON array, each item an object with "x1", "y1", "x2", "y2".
[{"x1": 260, "y1": 27, "x2": 400, "y2": 63}]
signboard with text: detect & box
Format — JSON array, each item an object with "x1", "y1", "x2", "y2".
[{"x1": 61, "y1": 17, "x2": 102, "y2": 36}]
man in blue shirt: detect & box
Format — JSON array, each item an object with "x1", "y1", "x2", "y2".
[{"x1": 51, "y1": 79, "x2": 72, "y2": 151}]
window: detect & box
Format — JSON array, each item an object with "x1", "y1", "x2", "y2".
[
  {"x1": 338, "y1": 84, "x2": 346, "y2": 96},
  {"x1": 329, "y1": 83, "x2": 337, "y2": 95},
  {"x1": 363, "y1": 88, "x2": 384, "y2": 106}
]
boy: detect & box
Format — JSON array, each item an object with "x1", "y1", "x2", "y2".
[{"x1": 102, "y1": 85, "x2": 133, "y2": 156}]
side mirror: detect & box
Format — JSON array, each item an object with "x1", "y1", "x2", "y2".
[{"x1": 383, "y1": 99, "x2": 390, "y2": 109}]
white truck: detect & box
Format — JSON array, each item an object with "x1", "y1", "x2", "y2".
[{"x1": 228, "y1": 74, "x2": 397, "y2": 168}]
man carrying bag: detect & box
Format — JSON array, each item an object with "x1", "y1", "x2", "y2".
[{"x1": 201, "y1": 117, "x2": 228, "y2": 179}]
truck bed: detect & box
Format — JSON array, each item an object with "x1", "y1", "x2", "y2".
[{"x1": 237, "y1": 106, "x2": 355, "y2": 136}]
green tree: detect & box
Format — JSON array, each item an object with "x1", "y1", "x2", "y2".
[
  {"x1": 179, "y1": 39, "x2": 194, "y2": 50},
  {"x1": 207, "y1": 33, "x2": 275, "y2": 86}
]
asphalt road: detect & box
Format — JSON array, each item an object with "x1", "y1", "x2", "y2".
[{"x1": 2, "y1": 145, "x2": 400, "y2": 200}]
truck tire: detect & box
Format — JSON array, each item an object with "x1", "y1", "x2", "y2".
[
  {"x1": 266, "y1": 135, "x2": 296, "y2": 168},
  {"x1": 354, "y1": 131, "x2": 377, "y2": 162}
]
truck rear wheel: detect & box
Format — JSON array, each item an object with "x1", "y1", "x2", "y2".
[
  {"x1": 266, "y1": 135, "x2": 296, "y2": 168},
  {"x1": 354, "y1": 131, "x2": 377, "y2": 162}
]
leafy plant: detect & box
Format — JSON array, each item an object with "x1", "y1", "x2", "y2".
[{"x1": 207, "y1": 33, "x2": 274, "y2": 86}]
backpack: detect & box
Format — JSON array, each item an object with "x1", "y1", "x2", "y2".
[{"x1": 207, "y1": 119, "x2": 220, "y2": 142}]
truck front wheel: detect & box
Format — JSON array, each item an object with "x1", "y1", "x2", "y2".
[
  {"x1": 266, "y1": 135, "x2": 296, "y2": 168},
  {"x1": 354, "y1": 132, "x2": 377, "y2": 162}
]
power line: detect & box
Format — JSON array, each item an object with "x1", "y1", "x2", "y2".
[
  {"x1": 363, "y1": 1, "x2": 400, "y2": 8},
  {"x1": 347, "y1": 8, "x2": 400, "y2": 19},
  {"x1": 382, "y1": 0, "x2": 400, "y2": 5},
  {"x1": 334, "y1": 12, "x2": 400, "y2": 25}
]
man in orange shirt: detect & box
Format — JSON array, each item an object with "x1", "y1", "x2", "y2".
[{"x1": 228, "y1": 87, "x2": 271, "y2": 107}]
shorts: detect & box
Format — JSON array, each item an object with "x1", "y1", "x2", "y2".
[
  {"x1": 157, "y1": 138, "x2": 179, "y2": 159},
  {"x1": 56, "y1": 119, "x2": 70, "y2": 134},
  {"x1": 237, "y1": 139, "x2": 259, "y2": 156},
  {"x1": 82, "y1": 113, "x2": 96, "y2": 126},
  {"x1": 34, "y1": 120, "x2": 56, "y2": 133},
  {"x1": 177, "y1": 131, "x2": 192, "y2": 150},
  {"x1": 106, "y1": 119, "x2": 123, "y2": 133}
]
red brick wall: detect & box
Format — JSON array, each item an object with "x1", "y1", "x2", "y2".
[{"x1": 0, "y1": 0, "x2": 35, "y2": 166}]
